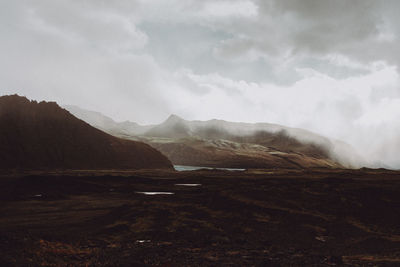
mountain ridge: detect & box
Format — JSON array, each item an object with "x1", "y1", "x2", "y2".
[
  {"x1": 64, "y1": 105, "x2": 364, "y2": 169},
  {"x1": 0, "y1": 95, "x2": 173, "y2": 170}
]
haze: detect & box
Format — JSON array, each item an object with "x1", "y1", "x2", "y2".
[{"x1": 1, "y1": 0, "x2": 400, "y2": 168}]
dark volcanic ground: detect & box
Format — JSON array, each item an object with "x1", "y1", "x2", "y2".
[{"x1": 0, "y1": 169, "x2": 400, "y2": 266}]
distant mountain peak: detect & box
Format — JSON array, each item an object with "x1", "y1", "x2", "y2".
[
  {"x1": 120, "y1": 120, "x2": 140, "y2": 127},
  {"x1": 164, "y1": 114, "x2": 185, "y2": 124}
]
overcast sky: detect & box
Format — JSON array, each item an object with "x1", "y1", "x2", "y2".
[{"x1": 1, "y1": 0, "x2": 400, "y2": 168}]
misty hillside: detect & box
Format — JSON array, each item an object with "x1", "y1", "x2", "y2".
[
  {"x1": 64, "y1": 105, "x2": 154, "y2": 137},
  {"x1": 65, "y1": 106, "x2": 364, "y2": 169},
  {"x1": 146, "y1": 114, "x2": 332, "y2": 157},
  {"x1": 146, "y1": 137, "x2": 341, "y2": 169},
  {"x1": 0, "y1": 95, "x2": 172, "y2": 170}
]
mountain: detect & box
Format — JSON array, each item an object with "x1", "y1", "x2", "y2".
[
  {"x1": 145, "y1": 115, "x2": 192, "y2": 139},
  {"x1": 66, "y1": 106, "x2": 363, "y2": 169},
  {"x1": 64, "y1": 105, "x2": 153, "y2": 137},
  {"x1": 146, "y1": 137, "x2": 340, "y2": 169},
  {"x1": 0, "y1": 95, "x2": 172, "y2": 170},
  {"x1": 140, "y1": 116, "x2": 359, "y2": 169},
  {"x1": 145, "y1": 114, "x2": 332, "y2": 156}
]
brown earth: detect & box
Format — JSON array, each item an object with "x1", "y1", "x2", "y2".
[
  {"x1": 149, "y1": 137, "x2": 341, "y2": 169},
  {"x1": 0, "y1": 95, "x2": 172, "y2": 170},
  {"x1": 0, "y1": 168, "x2": 399, "y2": 266}
]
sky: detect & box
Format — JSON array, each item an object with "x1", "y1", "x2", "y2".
[{"x1": 1, "y1": 0, "x2": 400, "y2": 168}]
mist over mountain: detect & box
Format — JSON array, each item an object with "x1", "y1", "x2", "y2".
[
  {"x1": 64, "y1": 105, "x2": 154, "y2": 137},
  {"x1": 2, "y1": 0, "x2": 400, "y2": 169},
  {"x1": 65, "y1": 105, "x2": 364, "y2": 169},
  {"x1": 0, "y1": 95, "x2": 172, "y2": 170}
]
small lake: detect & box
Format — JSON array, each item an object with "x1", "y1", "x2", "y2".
[
  {"x1": 174, "y1": 165, "x2": 246, "y2": 172},
  {"x1": 175, "y1": 183, "x2": 202, "y2": 187},
  {"x1": 135, "y1": 192, "x2": 175, "y2": 195}
]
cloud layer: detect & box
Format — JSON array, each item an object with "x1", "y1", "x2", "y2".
[{"x1": 1, "y1": 0, "x2": 400, "y2": 168}]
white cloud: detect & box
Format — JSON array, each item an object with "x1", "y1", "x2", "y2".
[{"x1": 202, "y1": 0, "x2": 258, "y2": 18}]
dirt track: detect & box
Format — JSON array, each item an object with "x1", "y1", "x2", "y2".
[{"x1": 1, "y1": 169, "x2": 400, "y2": 266}]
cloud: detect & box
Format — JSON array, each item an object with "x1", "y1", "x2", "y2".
[
  {"x1": 201, "y1": 0, "x2": 258, "y2": 18},
  {"x1": 0, "y1": 1, "x2": 173, "y2": 123}
]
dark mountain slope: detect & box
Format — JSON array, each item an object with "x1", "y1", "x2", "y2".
[{"x1": 0, "y1": 95, "x2": 172, "y2": 170}]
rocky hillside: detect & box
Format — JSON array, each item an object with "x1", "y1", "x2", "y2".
[{"x1": 0, "y1": 95, "x2": 172, "y2": 170}]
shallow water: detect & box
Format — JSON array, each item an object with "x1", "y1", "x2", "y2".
[
  {"x1": 135, "y1": 192, "x2": 174, "y2": 195},
  {"x1": 136, "y1": 240, "x2": 151, "y2": 243},
  {"x1": 174, "y1": 184, "x2": 202, "y2": 187},
  {"x1": 174, "y1": 165, "x2": 246, "y2": 172}
]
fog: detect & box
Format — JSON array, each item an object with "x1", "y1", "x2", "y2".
[{"x1": 1, "y1": 0, "x2": 400, "y2": 168}]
